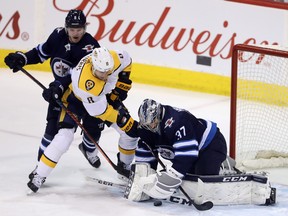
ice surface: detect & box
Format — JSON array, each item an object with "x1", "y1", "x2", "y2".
[{"x1": 0, "y1": 69, "x2": 287, "y2": 216}]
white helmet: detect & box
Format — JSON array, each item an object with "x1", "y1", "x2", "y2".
[{"x1": 91, "y1": 47, "x2": 114, "y2": 74}]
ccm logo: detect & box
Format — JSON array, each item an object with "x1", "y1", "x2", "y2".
[{"x1": 223, "y1": 176, "x2": 248, "y2": 182}]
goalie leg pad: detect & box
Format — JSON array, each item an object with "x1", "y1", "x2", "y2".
[
  {"x1": 180, "y1": 173, "x2": 275, "y2": 206},
  {"x1": 124, "y1": 163, "x2": 156, "y2": 201}
]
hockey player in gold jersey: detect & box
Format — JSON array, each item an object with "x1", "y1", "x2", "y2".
[{"x1": 27, "y1": 47, "x2": 138, "y2": 193}]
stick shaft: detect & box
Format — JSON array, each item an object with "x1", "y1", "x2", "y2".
[{"x1": 18, "y1": 67, "x2": 118, "y2": 170}]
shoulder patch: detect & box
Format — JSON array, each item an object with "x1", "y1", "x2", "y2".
[{"x1": 164, "y1": 117, "x2": 175, "y2": 129}]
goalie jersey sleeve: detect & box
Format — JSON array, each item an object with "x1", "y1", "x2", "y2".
[{"x1": 136, "y1": 105, "x2": 218, "y2": 176}]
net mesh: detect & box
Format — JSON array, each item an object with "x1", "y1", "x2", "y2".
[{"x1": 233, "y1": 45, "x2": 288, "y2": 169}]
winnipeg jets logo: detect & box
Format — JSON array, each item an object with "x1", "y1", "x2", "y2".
[
  {"x1": 55, "y1": 62, "x2": 70, "y2": 77},
  {"x1": 82, "y1": 44, "x2": 95, "y2": 53},
  {"x1": 52, "y1": 59, "x2": 71, "y2": 77},
  {"x1": 65, "y1": 43, "x2": 71, "y2": 51},
  {"x1": 164, "y1": 117, "x2": 174, "y2": 129},
  {"x1": 158, "y1": 147, "x2": 175, "y2": 159},
  {"x1": 85, "y1": 80, "x2": 95, "y2": 91}
]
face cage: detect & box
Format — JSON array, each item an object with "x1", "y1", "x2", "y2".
[{"x1": 138, "y1": 119, "x2": 161, "y2": 134}]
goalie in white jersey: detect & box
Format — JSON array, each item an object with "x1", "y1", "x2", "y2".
[{"x1": 27, "y1": 47, "x2": 138, "y2": 193}]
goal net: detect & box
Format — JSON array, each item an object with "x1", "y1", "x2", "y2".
[{"x1": 230, "y1": 44, "x2": 288, "y2": 170}]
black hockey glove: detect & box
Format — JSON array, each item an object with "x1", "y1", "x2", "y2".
[
  {"x1": 4, "y1": 52, "x2": 27, "y2": 72},
  {"x1": 114, "y1": 78, "x2": 132, "y2": 101},
  {"x1": 42, "y1": 81, "x2": 64, "y2": 104}
]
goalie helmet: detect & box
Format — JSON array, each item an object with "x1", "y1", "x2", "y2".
[
  {"x1": 65, "y1": 9, "x2": 86, "y2": 28},
  {"x1": 91, "y1": 47, "x2": 114, "y2": 75},
  {"x1": 138, "y1": 99, "x2": 163, "y2": 134}
]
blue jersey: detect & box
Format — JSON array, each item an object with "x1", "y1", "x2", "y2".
[
  {"x1": 24, "y1": 27, "x2": 100, "y2": 88},
  {"x1": 136, "y1": 105, "x2": 218, "y2": 176}
]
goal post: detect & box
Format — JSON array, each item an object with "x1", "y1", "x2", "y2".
[{"x1": 230, "y1": 44, "x2": 288, "y2": 170}]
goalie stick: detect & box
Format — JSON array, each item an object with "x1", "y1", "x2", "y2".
[
  {"x1": 17, "y1": 67, "x2": 118, "y2": 170},
  {"x1": 86, "y1": 176, "x2": 210, "y2": 208}
]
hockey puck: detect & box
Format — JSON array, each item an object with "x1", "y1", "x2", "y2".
[{"x1": 154, "y1": 200, "x2": 162, "y2": 206}]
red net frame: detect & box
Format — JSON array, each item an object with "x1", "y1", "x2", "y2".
[{"x1": 229, "y1": 44, "x2": 288, "y2": 160}]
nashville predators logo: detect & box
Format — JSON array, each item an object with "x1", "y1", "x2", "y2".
[{"x1": 85, "y1": 80, "x2": 95, "y2": 91}]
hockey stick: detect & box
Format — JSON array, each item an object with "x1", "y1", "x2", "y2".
[
  {"x1": 143, "y1": 142, "x2": 213, "y2": 211},
  {"x1": 86, "y1": 176, "x2": 126, "y2": 189},
  {"x1": 17, "y1": 67, "x2": 118, "y2": 170},
  {"x1": 86, "y1": 176, "x2": 206, "y2": 207}
]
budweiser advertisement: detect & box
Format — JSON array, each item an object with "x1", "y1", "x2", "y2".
[{"x1": 0, "y1": 0, "x2": 287, "y2": 76}]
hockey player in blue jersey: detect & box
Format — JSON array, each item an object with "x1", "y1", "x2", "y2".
[
  {"x1": 126, "y1": 98, "x2": 227, "y2": 200},
  {"x1": 4, "y1": 9, "x2": 103, "y2": 176}
]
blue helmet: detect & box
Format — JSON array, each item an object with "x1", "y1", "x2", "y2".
[{"x1": 65, "y1": 9, "x2": 86, "y2": 28}]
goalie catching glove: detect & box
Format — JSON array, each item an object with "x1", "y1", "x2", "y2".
[{"x1": 124, "y1": 163, "x2": 183, "y2": 201}]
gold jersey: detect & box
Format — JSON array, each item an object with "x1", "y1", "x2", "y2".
[{"x1": 71, "y1": 49, "x2": 132, "y2": 122}]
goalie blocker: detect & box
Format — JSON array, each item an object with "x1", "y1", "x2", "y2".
[{"x1": 124, "y1": 163, "x2": 276, "y2": 206}]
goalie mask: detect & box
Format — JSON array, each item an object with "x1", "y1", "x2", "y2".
[{"x1": 138, "y1": 99, "x2": 163, "y2": 134}]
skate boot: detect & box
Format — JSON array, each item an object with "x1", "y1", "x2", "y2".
[
  {"x1": 79, "y1": 143, "x2": 101, "y2": 168},
  {"x1": 116, "y1": 153, "x2": 131, "y2": 181},
  {"x1": 28, "y1": 166, "x2": 37, "y2": 180},
  {"x1": 27, "y1": 173, "x2": 46, "y2": 193}
]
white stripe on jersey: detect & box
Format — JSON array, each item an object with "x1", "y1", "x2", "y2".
[
  {"x1": 174, "y1": 150, "x2": 198, "y2": 157},
  {"x1": 199, "y1": 120, "x2": 212, "y2": 150},
  {"x1": 173, "y1": 139, "x2": 198, "y2": 148}
]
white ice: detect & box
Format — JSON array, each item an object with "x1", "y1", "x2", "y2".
[{"x1": 0, "y1": 69, "x2": 288, "y2": 216}]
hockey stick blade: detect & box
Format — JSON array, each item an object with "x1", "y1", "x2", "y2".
[
  {"x1": 189, "y1": 199, "x2": 213, "y2": 211},
  {"x1": 86, "y1": 176, "x2": 213, "y2": 210}
]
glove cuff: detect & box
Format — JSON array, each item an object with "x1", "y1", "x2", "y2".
[{"x1": 16, "y1": 51, "x2": 27, "y2": 65}]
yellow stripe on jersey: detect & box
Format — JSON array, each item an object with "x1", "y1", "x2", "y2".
[
  {"x1": 123, "y1": 61, "x2": 132, "y2": 73},
  {"x1": 96, "y1": 104, "x2": 118, "y2": 122},
  {"x1": 58, "y1": 88, "x2": 75, "y2": 123},
  {"x1": 110, "y1": 50, "x2": 121, "y2": 71},
  {"x1": 118, "y1": 146, "x2": 136, "y2": 155},
  {"x1": 78, "y1": 57, "x2": 106, "y2": 96},
  {"x1": 40, "y1": 154, "x2": 57, "y2": 168}
]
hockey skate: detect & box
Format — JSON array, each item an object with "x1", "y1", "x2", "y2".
[
  {"x1": 27, "y1": 173, "x2": 46, "y2": 193},
  {"x1": 28, "y1": 166, "x2": 38, "y2": 180},
  {"x1": 116, "y1": 153, "x2": 131, "y2": 181},
  {"x1": 78, "y1": 143, "x2": 101, "y2": 168}
]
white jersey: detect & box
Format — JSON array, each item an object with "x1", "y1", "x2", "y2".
[{"x1": 71, "y1": 49, "x2": 132, "y2": 121}]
